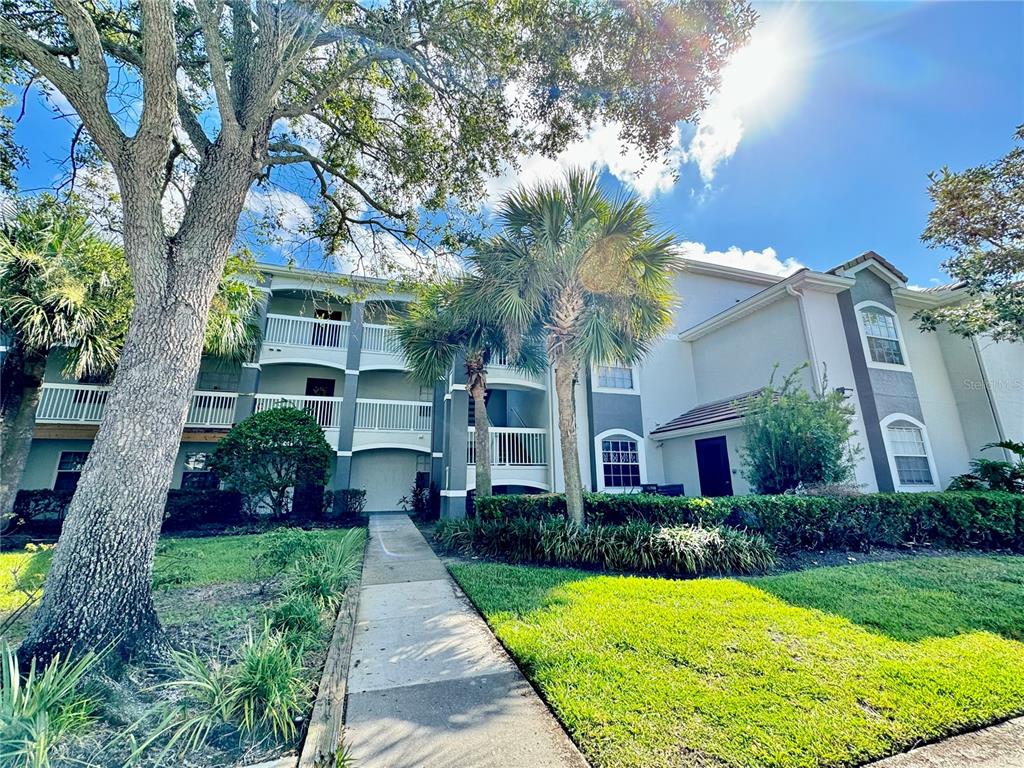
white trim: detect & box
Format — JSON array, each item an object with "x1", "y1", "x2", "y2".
[
  {"x1": 258, "y1": 355, "x2": 349, "y2": 371},
  {"x1": 440, "y1": 489, "x2": 468, "y2": 498},
  {"x1": 241, "y1": 362, "x2": 262, "y2": 370},
  {"x1": 358, "y1": 361, "x2": 409, "y2": 373},
  {"x1": 431, "y1": 452, "x2": 443, "y2": 458},
  {"x1": 336, "y1": 450, "x2": 352, "y2": 457},
  {"x1": 345, "y1": 369, "x2": 360, "y2": 376},
  {"x1": 854, "y1": 300, "x2": 912, "y2": 372},
  {"x1": 351, "y1": 443, "x2": 431, "y2": 454},
  {"x1": 678, "y1": 258, "x2": 782, "y2": 286},
  {"x1": 836, "y1": 259, "x2": 907, "y2": 288},
  {"x1": 467, "y1": 478, "x2": 551, "y2": 492},
  {"x1": 593, "y1": 428, "x2": 648, "y2": 492},
  {"x1": 879, "y1": 413, "x2": 940, "y2": 492},
  {"x1": 591, "y1": 363, "x2": 641, "y2": 395},
  {"x1": 449, "y1": 383, "x2": 467, "y2": 392}
]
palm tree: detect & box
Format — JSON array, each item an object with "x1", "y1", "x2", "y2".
[
  {"x1": 0, "y1": 199, "x2": 262, "y2": 521},
  {"x1": 395, "y1": 278, "x2": 545, "y2": 498},
  {"x1": 474, "y1": 170, "x2": 678, "y2": 523}
]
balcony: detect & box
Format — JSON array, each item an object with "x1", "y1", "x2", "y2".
[
  {"x1": 353, "y1": 398, "x2": 432, "y2": 452},
  {"x1": 359, "y1": 322, "x2": 405, "y2": 370},
  {"x1": 260, "y1": 314, "x2": 350, "y2": 369},
  {"x1": 487, "y1": 352, "x2": 546, "y2": 390},
  {"x1": 36, "y1": 384, "x2": 237, "y2": 428},
  {"x1": 466, "y1": 427, "x2": 549, "y2": 490}
]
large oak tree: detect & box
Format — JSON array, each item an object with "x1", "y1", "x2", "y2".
[{"x1": 0, "y1": 0, "x2": 754, "y2": 661}]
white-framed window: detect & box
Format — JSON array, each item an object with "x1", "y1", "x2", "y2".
[
  {"x1": 880, "y1": 414, "x2": 939, "y2": 491},
  {"x1": 181, "y1": 451, "x2": 218, "y2": 490},
  {"x1": 856, "y1": 302, "x2": 908, "y2": 369},
  {"x1": 594, "y1": 429, "x2": 648, "y2": 491},
  {"x1": 601, "y1": 439, "x2": 641, "y2": 488},
  {"x1": 54, "y1": 451, "x2": 88, "y2": 491},
  {"x1": 594, "y1": 363, "x2": 638, "y2": 393}
]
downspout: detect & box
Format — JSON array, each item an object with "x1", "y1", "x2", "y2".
[
  {"x1": 971, "y1": 336, "x2": 1010, "y2": 458},
  {"x1": 786, "y1": 285, "x2": 822, "y2": 394}
]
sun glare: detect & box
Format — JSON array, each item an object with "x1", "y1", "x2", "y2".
[{"x1": 718, "y1": 11, "x2": 808, "y2": 124}]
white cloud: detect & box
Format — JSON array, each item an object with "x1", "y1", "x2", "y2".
[
  {"x1": 676, "y1": 241, "x2": 803, "y2": 277},
  {"x1": 245, "y1": 187, "x2": 314, "y2": 233}
]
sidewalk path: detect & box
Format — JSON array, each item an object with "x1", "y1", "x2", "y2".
[
  {"x1": 867, "y1": 717, "x2": 1024, "y2": 768},
  {"x1": 343, "y1": 514, "x2": 588, "y2": 768}
]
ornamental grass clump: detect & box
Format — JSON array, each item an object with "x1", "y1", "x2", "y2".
[{"x1": 434, "y1": 518, "x2": 774, "y2": 575}]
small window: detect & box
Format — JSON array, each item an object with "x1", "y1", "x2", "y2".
[
  {"x1": 181, "y1": 452, "x2": 219, "y2": 490},
  {"x1": 597, "y1": 364, "x2": 634, "y2": 390},
  {"x1": 602, "y1": 439, "x2": 641, "y2": 488},
  {"x1": 860, "y1": 307, "x2": 905, "y2": 366},
  {"x1": 887, "y1": 422, "x2": 933, "y2": 486},
  {"x1": 54, "y1": 451, "x2": 88, "y2": 491}
]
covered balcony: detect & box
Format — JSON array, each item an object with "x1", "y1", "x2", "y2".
[
  {"x1": 254, "y1": 393, "x2": 344, "y2": 446},
  {"x1": 352, "y1": 398, "x2": 432, "y2": 452},
  {"x1": 261, "y1": 313, "x2": 350, "y2": 369},
  {"x1": 466, "y1": 426, "x2": 550, "y2": 491},
  {"x1": 37, "y1": 384, "x2": 237, "y2": 428}
]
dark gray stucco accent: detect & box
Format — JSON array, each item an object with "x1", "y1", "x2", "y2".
[
  {"x1": 333, "y1": 302, "x2": 365, "y2": 495},
  {"x1": 585, "y1": 370, "x2": 597, "y2": 489},
  {"x1": 837, "y1": 289, "x2": 895, "y2": 492},
  {"x1": 869, "y1": 369, "x2": 924, "y2": 422},
  {"x1": 440, "y1": 354, "x2": 469, "y2": 518},
  {"x1": 234, "y1": 273, "x2": 273, "y2": 422},
  {"x1": 849, "y1": 268, "x2": 896, "y2": 310},
  {"x1": 430, "y1": 382, "x2": 446, "y2": 493}
]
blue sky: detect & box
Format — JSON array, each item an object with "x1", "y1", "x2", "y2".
[{"x1": 6, "y1": 1, "x2": 1023, "y2": 285}]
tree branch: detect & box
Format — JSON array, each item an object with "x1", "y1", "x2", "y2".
[
  {"x1": 136, "y1": 0, "x2": 179, "y2": 148},
  {"x1": 193, "y1": 0, "x2": 239, "y2": 139}
]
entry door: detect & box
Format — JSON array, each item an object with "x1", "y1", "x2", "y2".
[
  {"x1": 695, "y1": 436, "x2": 733, "y2": 497},
  {"x1": 305, "y1": 377, "x2": 336, "y2": 427}
]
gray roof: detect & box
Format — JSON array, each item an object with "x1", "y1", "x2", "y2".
[
  {"x1": 650, "y1": 389, "x2": 768, "y2": 436},
  {"x1": 828, "y1": 251, "x2": 909, "y2": 283}
]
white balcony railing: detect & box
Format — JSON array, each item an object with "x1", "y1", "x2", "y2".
[
  {"x1": 362, "y1": 323, "x2": 401, "y2": 354},
  {"x1": 467, "y1": 427, "x2": 547, "y2": 466},
  {"x1": 254, "y1": 394, "x2": 343, "y2": 429},
  {"x1": 355, "y1": 398, "x2": 432, "y2": 432},
  {"x1": 264, "y1": 313, "x2": 349, "y2": 349},
  {"x1": 36, "y1": 384, "x2": 237, "y2": 428}
]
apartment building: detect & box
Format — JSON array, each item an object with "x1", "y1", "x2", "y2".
[{"x1": 15, "y1": 252, "x2": 1024, "y2": 517}]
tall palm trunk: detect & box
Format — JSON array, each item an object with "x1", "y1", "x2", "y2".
[
  {"x1": 18, "y1": 146, "x2": 256, "y2": 664},
  {"x1": 0, "y1": 354, "x2": 47, "y2": 523},
  {"x1": 554, "y1": 361, "x2": 584, "y2": 524},
  {"x1": 467, "y1": 357, "x2": 492, "y2": 498}
]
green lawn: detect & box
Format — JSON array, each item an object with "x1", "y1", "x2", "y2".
[
  {"x1": 0, "y1": 528, "x2": 354, "y2": 613},
  {"x1": 450, "y1": 556, "x2": 1024, "y2": 768}
]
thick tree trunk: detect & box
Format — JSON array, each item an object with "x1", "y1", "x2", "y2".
[
  {"x1": 18, "y1": 144, "x2": 258, "y2": 665},
  {"x1": 470, "y1": 378, "x2": 492, "y2": 497},
  {"x1": 0, "y1": 355, "x2": 46, "y2": 523},
  {"x1": 554, "y1": 362, "x2": 584, "y2": 525}
]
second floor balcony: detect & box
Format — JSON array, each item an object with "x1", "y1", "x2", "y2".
[
  {"x1": 260, "y1": 313, "x2": 405, "y2": 370},
  {"x1": 37, "y1": 384, "x2": 237, "y2": 429}
]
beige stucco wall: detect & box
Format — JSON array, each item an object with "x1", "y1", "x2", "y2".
[
  {"x1": 658, "y1": 425, "x2": 751, "y2": 497},
  {"x1": 350, "y1": 449, "x2": 420, "y2": 511}
]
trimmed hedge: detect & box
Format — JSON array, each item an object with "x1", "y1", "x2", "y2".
[
  {"x1": 9, "y1": 488, "x2": 245, "y2": 532},
  {"x1": 474, "y1": 491, "x2": 1024, "y2": 552},
  {"x1": 434, "y1": 517, "x2": 775, "y2": 575}
]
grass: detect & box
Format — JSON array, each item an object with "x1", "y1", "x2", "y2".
[
  {"x1": 0, "y1": 528, "x2": 354, "y2": 613},
  {"x1": 450, "y1": 556, "x2": 1024, "y2": 768}
]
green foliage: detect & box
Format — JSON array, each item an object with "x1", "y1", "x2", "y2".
[
  {"x1": 916, "y1": 125, "x2": 1024, "y2": 342},
  {"x1": 286, "y1": 529, "x2": 366, "y2": 612},
  {"x1": 333, "y1": 489, "x2": 367, "y2": 518},
  {"x1": 740, "y1": 365, "x2": 859, "y2": 494},
  {"x1": 451, "y1": 558, "x2": 1024, "y2": 768},
  {"x1": 476, "y1": 490, "x2": 1024, "y2": 553},
  {"x1": 949, "y1": 440, "x2": 1024, "y2": 493},
  {"x1": 434, "y1": 517, "x2": 774, "y2": 575},
  {"x1": 269, "y1": 593, "x2": 324, "y2": 645},
  {"x1": 210, "y1": 407, "x2": 334, "y2": 517},
  {"x1": 0, "y1": 641, "x2": 100, "y2": 768}
]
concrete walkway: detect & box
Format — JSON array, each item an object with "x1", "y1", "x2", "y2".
[
  {"x1": 343, "y1": 514, "x2": 588, "y2": 768},
  {"x1": 867, "y1": 717, "x2": 1024, "y2": 768}
]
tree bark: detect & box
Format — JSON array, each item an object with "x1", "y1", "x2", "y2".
[
  {"x1": 554, "y1": 361, "x2": 584, "y2": 525},
  {"x1": 469, "y1": 376, "x2": 492, "y2": 497},
  {"x1": 0, "y1": 355, "x2": 47, "y2": 523},
  {"x1": 18, "y1": 145, "x2": 258, "y2": 665}
]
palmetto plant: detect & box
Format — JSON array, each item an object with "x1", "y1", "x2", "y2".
[
  {"x1": 474, "y1": 170, "x2": 679, "y2": 523},
  {"x1": 0, "y1": 197, "x2": 263, "y2": 522},
  {"x1": 395, "y1": 279, "x2": 546, "y2": 498}
]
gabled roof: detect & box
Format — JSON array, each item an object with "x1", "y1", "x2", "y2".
[
  {"x1": 650, "y1": 389, "x2": 768, "y2": 437},
  {"x1": 827, "y1": 251, "x2": 909, "y2": 284},
  {"x1": 916, "y1": 280, "x2": 968, "y2": 293}
]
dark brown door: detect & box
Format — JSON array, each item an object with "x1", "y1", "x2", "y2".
[
  {"x1": 696, "y1": 436, "x2": 733, "y2": 497},
  {"x1": 312, "y1": 309, "x2": 343, "y2": 347},
  {"x1": 304, "y1": 378, "x2": 336, "y2": 427}
]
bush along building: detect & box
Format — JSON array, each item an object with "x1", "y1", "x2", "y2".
[{"x1": 11, "y1": 252, "x2": 1024, "y2": 518}]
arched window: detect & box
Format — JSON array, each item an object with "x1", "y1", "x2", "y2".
[
  {"x1": 857, "y1": 303, "x2": 906, "y2": 367},
  {"x1": 601, "y1": 438, "x2": 641, "y2": 488},
  {"x1": 882, "y1": 416, "x2": 936, "y2": 488}
]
